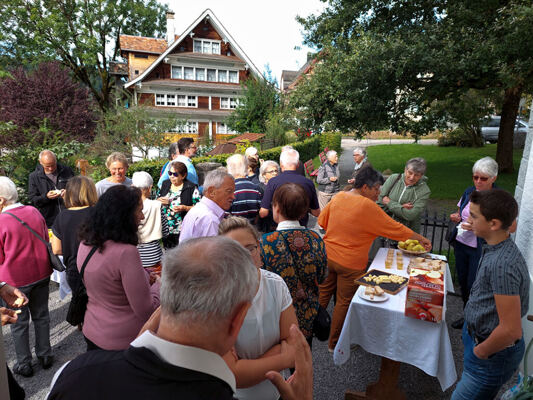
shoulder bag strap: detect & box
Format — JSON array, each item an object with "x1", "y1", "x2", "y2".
[
  {"x1": 80, "y1": 247, "x2": 98, "y2": 281},
  {"x1": 382, "y1": 173, "x2": 403, "y2": 199},
  {"x1": 4, "y1": 212, "x2": 48, "y2": 244}
]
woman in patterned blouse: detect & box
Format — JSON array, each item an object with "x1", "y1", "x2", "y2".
[
  {"x1": 260, "y1": 183, "x2": 328, "y2": 348},
  {"x1": 157, "y1": 161, "x2": 200, "y2": 249}
]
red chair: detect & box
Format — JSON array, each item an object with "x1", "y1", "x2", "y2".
[
  {"x1": 304, "y1": 159, "x2": 319, "y2": 179},
  {"x1": 319, "y1": 151, "x2": 327, "y2": 164}
]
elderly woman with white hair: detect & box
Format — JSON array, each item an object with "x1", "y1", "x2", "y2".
[
  {"x1": 132, "y1": 172, "x2": 169, "y2": 268},
  {"x1": 347, "y1": 147, "x2": 372, "y2": 184},
  {"x1": 0, "y1": 176, "x2": 53, "y2": 377},
  {"x1": 226, "y1": 154, "x2": 262, "y2": 224},
  {"x1": 316, "y1": 150, "x2": 340, "y2": 209},
  {"x1": 449, "y1": 156, "x2": 499, "y2": 329},
  {"x1": 377, "y1": 157, "x2": 431, "y2": 232},
  {"x1": 95, "y1": 152, "x2": 132, "y2": 196},
  {"x1": 257, "y1": 161, "x2": 280, "y2": 232}
]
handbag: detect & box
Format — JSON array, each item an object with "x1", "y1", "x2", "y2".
[
  {"x1": 313, "y1": 305, "x2": 331, "y2": 342},
  {"x1": 5, "y1": 212, "x2": 65, "y2": 272},
  {"x1": 445, "y1": 220, "x2": 458, "y2": 243},
  {"x1": 66, "y1": 246, "x2": 97, "y2": 326},
  {"x1": 278, "y1": 231, "x2": 331, "y2": 342}
]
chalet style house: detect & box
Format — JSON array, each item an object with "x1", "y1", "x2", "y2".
[{"x1": 121, "y1": 9, "x2": 262, "y2": 141}]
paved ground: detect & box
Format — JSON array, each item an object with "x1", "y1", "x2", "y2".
[{"x1": 2, "y1": 138, "x2": 516, "y2": 399}]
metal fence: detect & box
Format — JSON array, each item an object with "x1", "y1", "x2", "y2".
[{"x1": 419, "y1": 211, "x2": 457, "y2": 285}]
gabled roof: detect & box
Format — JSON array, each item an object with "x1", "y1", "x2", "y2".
[
  {"x1": 125, "y1": 9, "x2": 262, "y2": 90},
  {"x1": 119, "y1": 34, "x2": 168, "y2": 55},
  {"x1": 287, "y1": 56, "x2": 319, "y2": 91},
  {"x1": 109, "y1": 61, "x2": 128, "y2": 76}
]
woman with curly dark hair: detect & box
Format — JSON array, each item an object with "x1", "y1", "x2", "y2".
[{"x1": 77, "y1": 185, "x2": 161, "y2": 351}]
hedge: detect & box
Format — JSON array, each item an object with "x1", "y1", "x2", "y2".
[{"x1": 128, "y1": 132, "x2": 342, "y2": 183}]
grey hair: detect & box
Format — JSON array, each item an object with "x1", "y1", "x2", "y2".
[
  {"x1": 326, "y1": 150, "x2": 337, "y2": 159},
  {"x1": 473, "y1": 156, "x2": 498, "y2": 178},
  {"x1": 281, "y1": 145, "x2": 294, "y2": 152},
  {"x1": 105, "y1": 152, "x2": 129, "y2": 169},
  {"x1": 353, "y1": 147, "x2": 366, "y2": 156},
  {"x1": 0, "y1": 176, "x2": 19, "y2": 204},
  {"x1": 203, "y1": 168, "x2": 234, "y2": 192},
  {"x1": 280, "y1": 148, "x2": 299, "y2": 167},
  {"x1": 131, "y1": 171, "x2": 153, "y2": 189},
  {"x1": 244, "y1": 147, "x2": 258, "y2": 158},
  {"x1": 226, "y1": 154, "x2": 248, "y2": 178},
  {"x1": 219, "y1": 216, "x2": 261, "y2": 240},
  {"x1": 259, "y1": 160, "x2": 280, "y2": 183},
  {"x1": 39, "y1": 150, "x2": 57, "y2": 161},
  {"x1": 405, "y1": 157, "x2": 427, "y2": 175},
  {"x1": 160, "y1": 237, "x2": 257, "y2": 325}
]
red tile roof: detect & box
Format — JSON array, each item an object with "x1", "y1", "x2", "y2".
[
  {"x1": 119, "y1": 35, "x2": 169, "y2": 54},
  {"x1": 207, "y1": 143, "x2": 237, "y2": 155},
  {"x1": 227, "y1": 133, "x2": 265, "y2": 144}
]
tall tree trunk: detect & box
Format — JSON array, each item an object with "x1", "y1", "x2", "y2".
[{"x1": 496, "y1": 85, "x2": 523, "y2": 173}]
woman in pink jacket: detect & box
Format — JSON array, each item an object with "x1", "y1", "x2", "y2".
[
  {"x1": 0, "y1": 176, "x2": 53, "y2": 377},
  {"x1": 77, "y1": 185, "x2": 161, "y2": 351}
]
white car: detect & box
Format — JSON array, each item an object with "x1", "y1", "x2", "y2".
[{"x1": 481, "y1": 116, "x2": 529, "y2": 143}]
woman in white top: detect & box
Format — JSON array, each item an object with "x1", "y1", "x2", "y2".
[{"x1": 219, "y1": 216, "x2": 298, "y2": 400}]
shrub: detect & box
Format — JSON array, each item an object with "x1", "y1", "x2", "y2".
[
  {"x1": 438, "y1": 128, "x2": 480, "y2": 147},
  {"x1": 128, "y1": 133, "x2": 342, "y2": 183}
]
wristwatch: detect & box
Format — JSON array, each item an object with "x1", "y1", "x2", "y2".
[{"x1": 0, "y1": 281, "x2": 7, "y2": 290}]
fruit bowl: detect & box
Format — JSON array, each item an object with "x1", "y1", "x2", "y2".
[{"x1": 397, "y1": 245, "x2": 427, "y2": 256}]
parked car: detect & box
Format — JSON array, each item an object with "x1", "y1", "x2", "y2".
[{"x1": 481, "y1": 116, "x2": 529, "y2": 143}]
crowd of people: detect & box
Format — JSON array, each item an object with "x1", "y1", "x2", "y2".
[{"x1": 0, "y1": 139, "x2": 528, "y2": 400}]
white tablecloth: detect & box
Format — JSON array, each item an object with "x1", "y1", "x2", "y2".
[{"x1": 333, "y1": 248, "x2": 457, "y2": 391}]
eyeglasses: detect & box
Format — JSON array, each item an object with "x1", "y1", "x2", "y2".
[
  {"x1": 265, "y1": 170, "x2": 278, "y2": 175},
  {"x1": 169, "y1": 171, "x2": 181, "y2": 177},
  {"x1": 472, "y1": 175, "x2": 489, "y2": 182}
]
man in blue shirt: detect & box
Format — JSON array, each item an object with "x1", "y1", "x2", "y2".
[
  {"x1": 259, "y1": 148, "x2": 319, "y2": 227},
  {"x1": 158, "y1": 138, "x2": 198, "y2": 188}
]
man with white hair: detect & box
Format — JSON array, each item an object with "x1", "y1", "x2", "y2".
[
  {"x1": 28, "y1": 150, "x2": 74, "y2": 227},
  {"x1": 226, "y1": 154, "x2": 262, "y2": 223},
  {"x1": 180, "y1": 169, "x2": 235, "y2": 241},
  {"x1": 48, "y1": 237, "x2": 313, "y2": 400},
  {"x1": 259, "y1": 148, "x2": 319, "y2": 227},
  {"x1": 316, "y1": 150, "x2": 340, "y2": 209}
]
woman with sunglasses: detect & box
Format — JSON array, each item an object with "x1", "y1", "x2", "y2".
[
  {"x1": 449, "y1": 156, "x2": 498, "y2": 329},
  {"x1": 157, "y1": 161, "x2": 200, "y2": 249}
]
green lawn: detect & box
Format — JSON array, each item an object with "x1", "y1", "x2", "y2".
[{"x1": 367, "y1": 144, "x2": 522, "y2": 200}]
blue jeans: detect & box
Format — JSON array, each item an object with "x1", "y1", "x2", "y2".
[{"x1": 452, "y1": 324, "x2": 525, "y2": 400}]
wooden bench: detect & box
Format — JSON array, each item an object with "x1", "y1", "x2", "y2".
[
  {"x1": 319, "y1": 151, "x2": 327, "y2": 164},
  {"x1": 304, "y1": 159, "x2": 319, "y2": 179}
]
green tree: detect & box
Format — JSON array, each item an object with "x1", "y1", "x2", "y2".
[
  {"x1": 296, "y1": 0, "x2": 533, "y2": 172},
  {"x1": 0, "y1": 0, "x2": 168, "y2": 112},
  {"x1": 227, "y1": 75, "x2": 279, "y2": 134},
  {"x1": 95, "y1": 105, "x2": 183, "y2": 160}
]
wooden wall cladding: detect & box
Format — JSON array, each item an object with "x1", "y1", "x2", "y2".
[
  {"x1": 198, "y1": 96, "x2": 209, "y2": 109},
  {"x1": 198, "y1": 122, "x2": 209, "y2": 136},
  {"x1": 211, "y1": 96, "x2": 220, "y2": 110},
  {"x1": 139, "y1": 93, "x2": 154, "y2": 106}
]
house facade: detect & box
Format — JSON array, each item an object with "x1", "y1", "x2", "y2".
[{"x1": 121, "y1": 9, "x2": 262, "y2": 142}]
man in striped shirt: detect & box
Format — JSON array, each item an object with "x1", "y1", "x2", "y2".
[
  {"x1": 452, "y1": 189, "x2": 529, "y2": 400},
  {"x1": 226, "y1": 154, "x2": 262, "y2": 224}
]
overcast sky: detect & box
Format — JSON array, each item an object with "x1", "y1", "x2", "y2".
[{"x1": 166, "y1": 0, "x2": 327, "y2": 84}]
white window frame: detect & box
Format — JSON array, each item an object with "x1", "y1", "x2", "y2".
[
  {"x1": 193, "y1": 39, "x2": 222, "y2": 55},
  {"x1": 220, "y1": 97, "x2": 239, "y2": 110},
  {"x1": 171, "y1": 65, "x2": 183, "y2": 79},
  {"x1": 217, "y1": 122, "x2": 236, "y2": 134},
  {"x1": 171, "y1": 64, "x2": 239, "y2": 84},
  {"x1": 174, "y1": 121, "x2": 199, "y2": 134},
  {"x1": 154, "y1": 93, "x2": 197, "y2": 108}
]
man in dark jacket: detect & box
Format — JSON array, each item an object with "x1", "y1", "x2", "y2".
[
  {"x1": 28, "y1": 150, "x2": 74, "y2": 227},
  {"x1": 47, "y1": 237, "x2": 314, "y2": 400}
]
